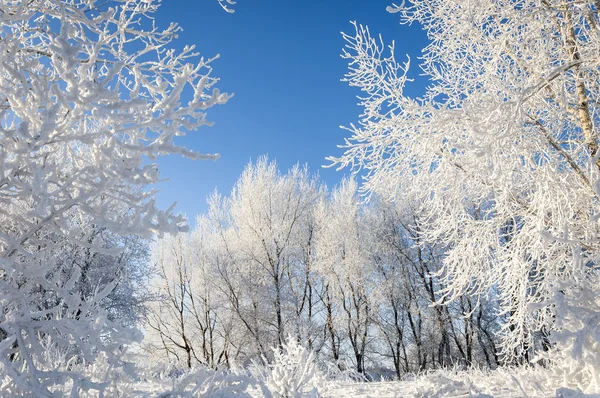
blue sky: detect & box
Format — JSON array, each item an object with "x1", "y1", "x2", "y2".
[{"x1": 153, "y1": 0, "x2": 429, "y2": 221}]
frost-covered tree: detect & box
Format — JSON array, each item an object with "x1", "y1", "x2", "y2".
[
  {"x1": 330, "y1": 0, "x2": 600, "y2": 385},
  {"x1": 52, "y1": 210, "x2": 151, "y2": 328},
  {"x1": 365, "y1": 198, "x2": 435, "y2": 374},
  {"x1": 146, "y1": 158, "x2": 324, "y2": 367},
  {"x1": 366, "y1": 197, "x2": 500, "y2": 375},
  {"x1": 0, "y1": 0, "x2": 230, "y2": 394},
  {"x1": 145, "y1": 227, "x2": 230, "y2": 370},
  {"x1": 144, "y1": 158, "x2": 503, "y2": 377},
  {"x1": 314, "y1": 178, "x2": 373, "y2": 374},
  {"x1": 222, "y1": 157, "x2": 321, "y2": 355}
]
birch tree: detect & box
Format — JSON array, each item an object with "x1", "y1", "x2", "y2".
[{"x1": 330, "y1": 0, "x2": 600, "y2": 385}]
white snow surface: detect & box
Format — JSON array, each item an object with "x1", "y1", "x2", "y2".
[
  {"x1": 109, "y1": 365, "x2": 600, "y2": 397},
  {"x1": 323, "y1": 368, "x2": 598, "y2": 398}
]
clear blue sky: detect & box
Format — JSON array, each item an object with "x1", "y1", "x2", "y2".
[{"x1": 153, "y1": 0, "x2": 429, "y2": 221}]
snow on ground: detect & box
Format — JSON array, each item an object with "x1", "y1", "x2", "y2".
[
  {"x1": 324, "y1": 367, "x2": 600, "y2": 398},
  {"x1": 120, "y1": 365, "x2": 600, "y2": 397}
]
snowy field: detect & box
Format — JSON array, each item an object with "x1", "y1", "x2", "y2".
[
  {"x1": 324, "y1": 369, "x2": 596, "y2": 398},
  {"x1": 93, "y1": 364, "x2": 600, "y2": 397}
]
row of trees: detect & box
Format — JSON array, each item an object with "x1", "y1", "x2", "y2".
[{"x1": 144, "y1": 158, "x2": 503, "y2": 377}]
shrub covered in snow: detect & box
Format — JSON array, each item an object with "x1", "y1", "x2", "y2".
[{"x1": 256, "y1": 336, "x2": 324, "y2": 398}]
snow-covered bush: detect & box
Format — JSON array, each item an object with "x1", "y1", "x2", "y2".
[
  {"x1": 321, "y1": 359, "x2": 369, "y2": 384},
  {"x1": 153, "y1": 367, "x2": 267, "y2": 398},
  {"x1": 258, "y1": 336, "x2": 324, "y2": 398}
]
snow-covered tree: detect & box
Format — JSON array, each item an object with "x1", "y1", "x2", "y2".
[
  {"x1": 0, "y1": 0, "x2": 230, "y2": 394},
  {"x1": 365, "y1": 198, "x2": 435, "y2": 375},
  {"x1": 53, "y1": 210, "x2": 151, "y2": 328},
  {"x1": 144, "y1": 158, "x2": 504, "y2": 377},
  {"x1": 145, "y1": 227, "x2": 230, "y2": 370},
  {"x1": 222, "y1": 157, "x2": 322, "y2": 355},
  {"x1": 366, "y1": 197, "x2": 500, "y2": 374},
  {"x1": 314, "y1": 178, "x2": 373, "y2": 374},
  {"x1": 330, "y1": 0, "x2": 600, "y2": 385}
]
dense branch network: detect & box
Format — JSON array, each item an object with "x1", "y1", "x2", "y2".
[{"x1": 330, "y1": 0, "x2": 600, "y2": 382}]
